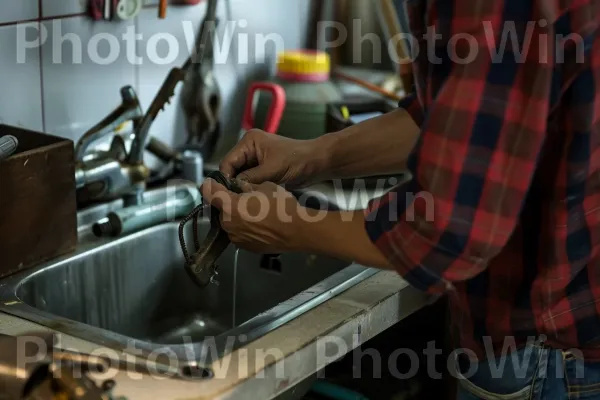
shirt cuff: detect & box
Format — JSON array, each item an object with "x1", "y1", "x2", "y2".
[
  {"x1": 398, "y1": 93, "x2": 424, "y2": 127},
  {"x1": 364, "y1": 186, "x2": 452, "y2": 295}
]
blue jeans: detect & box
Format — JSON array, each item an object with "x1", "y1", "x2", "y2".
[{"x1": 455, "y1": 343, "x2": 600, "y2": 399}]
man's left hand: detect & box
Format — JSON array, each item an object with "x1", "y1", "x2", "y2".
[{"x1": 200, "y1": 179, "x2": 308, "y2": 254}]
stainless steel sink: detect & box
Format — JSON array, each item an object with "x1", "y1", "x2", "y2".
[{"x1": 0, "y1": 187, "x2": 377, "y2": 372}]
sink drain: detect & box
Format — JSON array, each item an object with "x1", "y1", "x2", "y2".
[{"x1": 180, "y1": 364, "x2": 213, "y2": 380}]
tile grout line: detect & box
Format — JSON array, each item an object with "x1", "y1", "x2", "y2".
[
  {"x1": 0, "y1": 4, "x2": 161, "y2": 28},
  {"x1": 134, "y1": 13, "x2": 140, "y2": 93},
  {"x1": 38, "y1": 0, "x2": 46, "y2": 132},
  {"x1": 0, "y1": 18, "x2": 38, "y2": 28},
  {"x1": 0, "y1": 13, "x2": 87, "y2": 28},
  {"x1": 1, "y1": 1, "x2": 162, "y2": 132}
]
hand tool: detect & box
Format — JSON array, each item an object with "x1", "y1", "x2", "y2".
[
  {"x1": 176, "y1": 83, "x2": 284, "y2": 287},
  {"x1": 180, "y1": 0, "x2": 221, "y2": 158},
  {"x1": 332, "y1": 69, "x2": 404, "y2": 102},
  {"x1": 88, "y1": 0, "x2": 104, "y2": 20},
  {"x1": 0, "y1": 135, "x2": 18, "y2": 161},
  {"x1": 178, "y1": 171, "x2": 243, "y2": 288},
  {"x1": 159, "y1": 0, "x2": 168, "y2": 18},
  {"x1": 128, "y1": 0, "x2": 220, "y2": 165},
  {"x1": 240, "y1": 82, "x2": 286, "y2": 138},
  {"x1": 181, "y1": 150, "x2": 204, "y2": 184},
  {"x1": 115, "y1": 0, "x2": 142, "y2": 20},
  {"x1": 104, "y1": 0, "x2": 111, "y2": 20}
]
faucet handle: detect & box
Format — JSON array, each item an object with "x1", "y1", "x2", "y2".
[
  {"x1": 121, "y1": 85, "x2": 138, "y2": 104},
  {"x1": 75, "y1": 85, "x2": 144, "y2": 161}
]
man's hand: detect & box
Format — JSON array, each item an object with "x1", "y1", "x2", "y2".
[
  {"x1": 201, "y1": 178, "x2": 393, "y2": 269},
  {"x1": 201, "y1": 177, "x2": 308, "y2": 253},
  {"x1": 219, "y1": 129, "x2": 327, "y2": 188},
  {"x1": 220, "y1": 109, "x2": 419, "y2": 188}
]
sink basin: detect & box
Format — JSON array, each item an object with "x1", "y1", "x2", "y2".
[{"x1": 0, "y1": 190, "x2": 377, "y2": 371}]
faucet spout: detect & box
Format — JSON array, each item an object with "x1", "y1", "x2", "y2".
[{"x1": 75, "y1": 86, "x2": 143, "y2": 161}]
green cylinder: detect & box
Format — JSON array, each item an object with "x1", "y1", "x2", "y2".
[{"x1": 254, "y1": 50, "x2": 343, "y2": 140}]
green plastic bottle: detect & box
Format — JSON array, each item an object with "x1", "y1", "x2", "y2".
[{"x1": 254, "y1": 50, "x2": 343, "y2": 140}]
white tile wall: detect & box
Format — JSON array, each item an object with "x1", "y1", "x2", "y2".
[
  {"x1": 0, "y1": 0, "x2": 38, "y2": 24},
  {"x1": 40, "y1": 16, "x2": 137, "y2": 140},
  {"x1": 0, "y1": 23, "x2": 43, "y2": 131},
  {"x1": 41, "y1": 0, "x2": 87, "y2": 18},
  {"x1": 0, "y1": 0, "x2": 311, "y2": 158}
]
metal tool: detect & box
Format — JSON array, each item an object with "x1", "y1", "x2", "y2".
[
  {"x1": 181, "y1": 150, "x2": 204, "y2": 185},
  {"x1": 0, "y1": 135, "x2": 18, "y2": 161},
  {"x1": 93, "y1": 184, "x2": 200, "y2": 238},
  {"x1": 115, "y1": 0, "x2": 142, "y2": 20},
  {"x1": 74, "y1": 86, "x2": 149, "y2": 207},
  {"x1": 240, "y1": 82, "x2": 286, "y2": 139},
  {"x1": 127, "y1": 0, "x2": 220, "y2": 166},
  {"x1": 104, "y1": 0, "x2": 110, "y2": 19},
  {"x1": 178, "y1": 171, "x2": 243, "y2": 288},
  {"x1": 159, "y1": 0, "x2": 168, "y2": 18},
  {"x1": 88, "y1": 0, "x2": 104, "y2": 20},
  {"x1": 180, "y1": 0, "x2": 221, "y2": 158},
  {"x1": 0, "y1": 332, "x2": 116, "y2": 400},
  {"x1": 75, "y1": 86, "x2": 142, "y2": 161},
  {"x1": 144, "y1": 138, "x2": 205, "y2": 185}
]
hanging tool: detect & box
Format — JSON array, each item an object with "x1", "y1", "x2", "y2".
[
  {"x1": 115, "y1": 0, "x2": 142, "y2": 20},
  {"x1": 240, "y1": 82, "x2": 286, "y2": 138},
  {"x1": 127, "y1": 0, "x2": 220, "y2": 165},
  {"x1": 104, "y1": 0, "x2": 111, "y2": 20},
  {"x1": 180, "y1": 0, "x2": 221, "y2": 158},
  {"x1": 178, "y1": 170, "x2": 243, "y2": 288},
  {"x1": 88, "y1": 0, "x2": 120, "y2": 21},
  {"x1": 159, "y1": 0, "x2": 168, "y2": 18},
  {"x1": 88, "y1": 0, "x2": 104, "y2": 20}
]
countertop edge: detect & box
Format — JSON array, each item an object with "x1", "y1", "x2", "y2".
[{"x1": 103, "y1": 270, "x2": 435, "y2": 399}]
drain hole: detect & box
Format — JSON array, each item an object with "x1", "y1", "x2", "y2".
[
  {"x1": 180, "y1": 364, "x2": 213, "y2": 380},
  {"x1": 260, "y1": 254, "x2": 282, "y2": 273}
]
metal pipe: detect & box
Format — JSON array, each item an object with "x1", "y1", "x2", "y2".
[{"x1": 92, "y1": 185, "x2": 201, "y2": 237}]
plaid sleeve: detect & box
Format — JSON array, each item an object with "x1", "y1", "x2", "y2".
[{"x1": 365, "y1": 4, "x2": 554, "y2": 294}]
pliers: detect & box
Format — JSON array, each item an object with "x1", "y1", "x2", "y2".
[
  {"x1": 178, "y1": 171, "x2": 243, "y2": 288},
  {"x1": 180, "y1": 0, "x2": 221, "y2": 158}
]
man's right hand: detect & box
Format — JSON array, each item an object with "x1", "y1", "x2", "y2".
[{"x1": 219, "y1": 129, "x2": 327, "y2": 188}]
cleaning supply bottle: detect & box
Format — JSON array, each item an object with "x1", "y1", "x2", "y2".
[{"x1": 254, "y1": 50, "x2": 343, "y2": 140}]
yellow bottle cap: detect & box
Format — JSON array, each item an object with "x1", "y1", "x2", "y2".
[{"x1": 277, "y1": 50, "x2": 331, "y2": 82}]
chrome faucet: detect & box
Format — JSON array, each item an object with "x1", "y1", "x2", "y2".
[{"x1": 74, "y1": 86, "x2": 150, "y2": 207}]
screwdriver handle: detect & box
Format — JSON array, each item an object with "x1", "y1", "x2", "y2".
[
  {"x1": 159, "y1": 0, "x2": 167, "y2": 18},
  {"x1": 0, "y1": 135, "x2": 18, "y2": 162}
]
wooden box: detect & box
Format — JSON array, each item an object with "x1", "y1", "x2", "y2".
[{"x1": 0, "y1": 124, "x2": 77, "y2": 278}]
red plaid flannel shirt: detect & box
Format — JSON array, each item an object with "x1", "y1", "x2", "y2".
[{"x1": 365, "y1": 0, "x2": 600, "y2": 359}]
